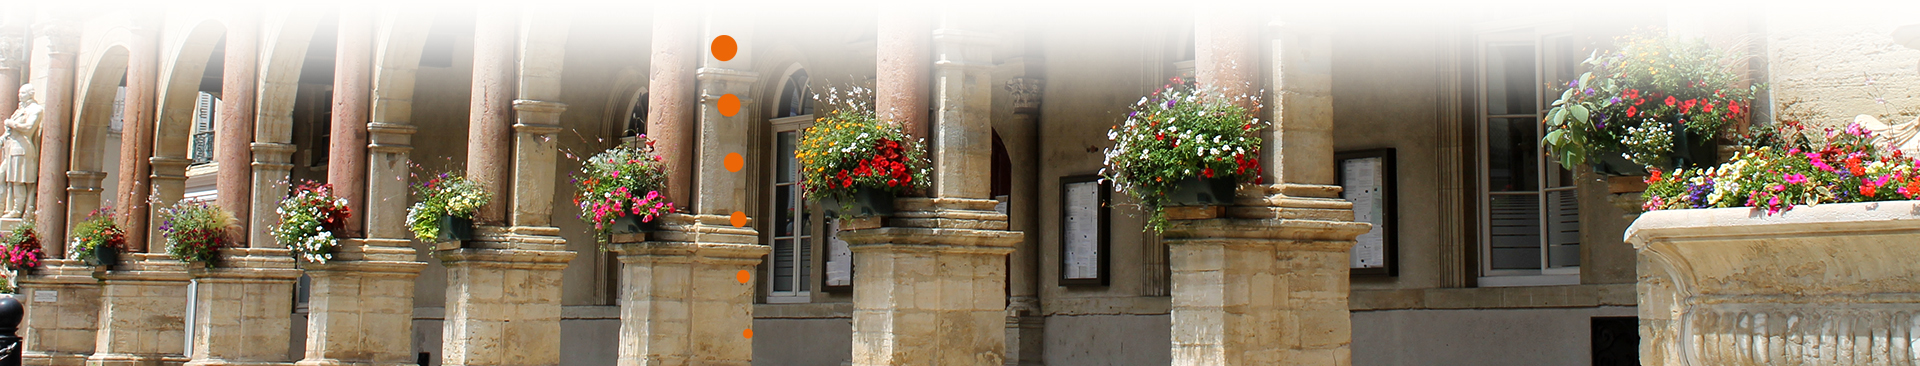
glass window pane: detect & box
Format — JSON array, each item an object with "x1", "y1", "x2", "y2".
[
  {"x1": 1486, "y1": 43, "x2": 1537, "y2": 115},
  {"x1": 1542, "y1": 35, "x2": 1584, "y2": 109},
  {"x1": 1489, "y1": 194, "x2": 1542, "y2": 270},
  {"x1": 1487, "y1": 117, "x2": 1539, "y2": 192},
  {"x1": 773, "y1": 239, "x2": 795, "y2": 292},
  {"x1": 1547, "y1": 190, "x2": 1581, "y2": 268},
  {"x1": 775, "y1": 185, "x2": 794, "y2": 237},
  {"x1": 799, "y1": 237, "x2": 812, "y2": 291},
  {"x1": 777, "y1": 132, "x2": 797, "y2": 184}
]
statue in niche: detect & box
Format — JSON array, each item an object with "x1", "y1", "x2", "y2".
[
  {"x1": 1857, "y1": 114, "x2": 1920, "y2": 158},
  {"x1": 0, "y1": 84, "x2": 39, "y2": 219}
]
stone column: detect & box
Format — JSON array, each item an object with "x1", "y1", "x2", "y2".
[
  {"x1": 116, "y1": 18, "x2": 158, "y2": 253},
  {"x1": 183, "y1": 10, "x2": 306, "y2": 366},
  {"x1": 30, "y1": 18, "x2": 75, "y2": 257},
  {"x1": 1159, "y1": 14, "x2": 1367, "y2": 366},
  {"x1": 465, "y1": 5, "x2": 514, "y2": 226},
  {"x1": 329, "y1": 10, "x2": 371, "y2": 237},
  {"x1": 1002, "y1": 77, "x2": 1044, "y2": 366},
  {"x1": 607, "y1": 11, "x2": 769, "y2": 365},
  {"x1": 436, "y1": 7, "x2": 578, "y2": 366},
  {"x1": 645, "y1": 5, "x2": 696, "y2": 207},
  {"x1": 843, "y1": 10, "x2": 1024, "y2": 366},
  {"x1": 876, "y1": 4, "x2": 930, "y2": 140}
]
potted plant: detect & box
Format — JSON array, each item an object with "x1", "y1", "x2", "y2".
[
  {"x1": 159, "y1": 200, "x2": 236, "y2": 268},
  {"x1": 1644, "y1": 120, "x2": 1919, "y2": 214},
  {"x1": 69, "y1": 207, "x2": 125, "y2": 269},
  {"x1": 2, "y1": 224, "x2": 42, "y2": 275},
  {"x1": 1101, "y1": 78, "x2": 1267, "y2": 233},
  {"x1": 573, "y1": 135, "x2": 675, "y2": 237},
  {"x1": 1543, "y1": 31, "x2": 1759, "y2": 177},
  {"x1": 406, "y1": 171, "x2": 491, "y2": 243},
  {"x1": 796, "y1": 86, "x2": 929, "y2": 218},
  {"x1": 272, "y1": 181, "x2": 351, "y2": 263}
]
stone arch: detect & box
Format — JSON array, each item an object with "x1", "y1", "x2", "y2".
[
  {"x1": 602, "y1": 66, "x2": 649, "y2": 138},
  {"x1": 370, "y1": 8, "x2": 435, "y2": 126},
  {"x1": 152, "y1": 18, "x2": 225, "y2": 163},
  {"x1": 253, "y1": 9, "x2": 325, "y2": 147},
  {"x1": 71, "y1": 44, "x2": 129, "y2": 175}
]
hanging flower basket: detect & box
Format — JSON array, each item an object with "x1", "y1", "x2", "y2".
[
  {"x1": 159, "y1": 200, "x2": 237, "y2": 268},
  {"x1": 1100, "y1": 77, "x2": 1266, "y2": 232},
  {"x1": 572, "y1": 136, "x2": 675, "y2": 240},
  {"x1": 796, "y1": 86, "x2": 929, "y2": 219},
  {"x1": 1543, "y1": 31, "x2": 1758, "y2": 177},
  {"x1": 407, "y1": 172, "x2": 491, "y2": 244},
  {"x1": 69, "y1": 208, "x2": 125, "y2": 270},
  {"x1": 2, "y1": 224, "x2": 44, "y2": 274},
  {"x1": 273, "y1": 181, "x2": 351, "y2": 264}
]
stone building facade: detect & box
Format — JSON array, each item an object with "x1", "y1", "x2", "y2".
[{"x1": 2, "y1": 3, "x2": 1918, "y2": 366}]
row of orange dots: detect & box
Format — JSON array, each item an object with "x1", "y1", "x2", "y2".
[{"x1": 713, "y1": 34, "x2": 755, "y2": 341}]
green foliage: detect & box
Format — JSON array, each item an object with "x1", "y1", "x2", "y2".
[
  {"x1": 795, "y1": 86, "x2": 929, "y2": 214},
  {"x1": 572, "y1": 136, "x2": 675, "y2": 237},
  {"x1": 273, "y1": 181, "x2": 350, "y2": 263},
  {"x1": 158, "y1": 200, "x2": 235, "y2": 267},
  {"x1": 70, "y1": 207, "x2": 125, "y2": 266}
]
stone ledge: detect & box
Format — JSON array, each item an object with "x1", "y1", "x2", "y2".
[
  {"x1": 1164, "y1": 216, "x2": 1369, "y2": 246},
  {"x1": 1348, "y1": 284, "x2": 1637, "y2": 311},
  {"x1": 606, "y1": 241, "x2": 768, "y2": 265},
  {"x1": 434, "y1": 247, "x2": 577, "y2": 270},
  {"x1": 1627, "y1": 200, "x2": 1920, "y2": 245},
  {"x1": 299, "y1": 259, "x2": 427, "y2": 275},
  {"x1": 753, "y1": 302, "x2": 855, "y2": 319}
]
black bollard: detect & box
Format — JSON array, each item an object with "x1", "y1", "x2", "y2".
[{"x1": 0, "y1": 295, "x2": 21, "y2": 366}]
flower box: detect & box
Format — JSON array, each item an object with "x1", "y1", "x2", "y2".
[
  {"x1": 1627, "y1": 200, "x2": 1920, "y2": 365},
  {"x1": 822, "y1": 188, "x2": 896, "y2": 218},
  {"x1": 84, "y1": 245, "x2": 117, "y2": 269},
  {"x1": 604, "y1": 214, "x2": 662, "y2": 235},
  {"x1": 437, "y1": 214, "x2": 474, "y2": 242},
  {"x1": 1165, "y1": 176, "x2": 1237, "y2": 206}
]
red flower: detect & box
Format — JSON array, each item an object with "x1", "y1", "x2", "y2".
[
  {"x1": 1627, "y1": 106, "x2": 1638, "y2": 117},
  {"x1": 1664, "y1": 96, "x2": 1677, "y2": 107},
  {"x1": 1702, "y1": 102, "x2": 1714, "y2": 114},
  {"x1": 1201, "y1": 168, "x2": 1215, "y2": 178},
  {"x1": 1728, "y1": 102, "x2": 1742, "y2": 115}
]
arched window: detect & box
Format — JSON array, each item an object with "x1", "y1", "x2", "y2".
[
  {"x1": 767, "y1": 66, "x2": 836, "y2": 303},
  {"x1": 775, "y1": 69, "x2": 813, "y2": 118},
  {"x1": 625, "y1": 92, "x2": 649, "y2": 137}
]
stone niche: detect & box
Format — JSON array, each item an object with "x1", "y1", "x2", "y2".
[{"x1": 1627, "y1": 200, "x2": 1920, "y2": 366}]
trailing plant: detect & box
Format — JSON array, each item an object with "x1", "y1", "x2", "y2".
[
  {"x1": 69, "y1": 207, "x2": 125, "y2": 266},
  {"x1": 406, "y1": 172, "x2": 491, "y2": 242},
  {"x1": 273, "y1": 181, "x2": 350, "y2": 263},
  {"x1": 1644, "y1": 120, "x2": 1919, "y2": 214},
  {"x1": 1100, "y1": 77, "x2": 1266, "y2": 232},
  {"x1": 2, "y1": 223, "x2": 42, "y2": 271},
  {"x1": 572, "y1": 135, "x2": 675, "y2": 236},
  {"x1": 159, "y1": 200, "x2": 236, "y2": 267},
  {"x1": 1543, "y1": 30, "x2": 1758, "y2": 171},
  {"x1": 795, "y1": 86, "x2": 929, "y2": 213}
]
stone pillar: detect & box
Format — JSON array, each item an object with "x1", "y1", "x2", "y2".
[
  {"x1": 608, "y1": 220, "x2": 766, "y2": 366},
  {"x1": 606, "y1": 12, "x2": 769, "y2": 365},
  {"x1": 1002, "y1": 77, "x2": 1044, "y2": 366},
  {"x1": 183, "y1": 10, "x2": 305, "y2": 366},
  {"x1": 329, "y1": 10, "x2": 372, "y2": 236},
  {"x1": 876, "y1": 4, "x2": 930, "y2": 140},
  {"x1": 146, "y1": 157, "x2": 190, "y2": 239},
  {"x1": 437, "y1": 7, "x2": 578, "y2": 366},
  {"x1": 88, "y1": 253, "x2": 191, "y2": 366},
  {"x1": 246, "y1": 143, "x2": 295, "y2": 248},
  {"x1": 645, "y1": 5, "x2": 696, "y2": 207},
  {"x1": 844, "y1": 10, "x2": 1024, "y2": 366},
  {"x1": 464, "y1": 5, "x2": 514, "y2": 226},
  {"x1": 30, "y1": 18, "x2": 76, "y2": 256},
  {"x1": 116, "y1": 18, "x2": 158, "y2": 253},
  {"x1": 1159, "y1": 14, "x2": 1366, "y2": 366},
  {"x1": 215, "y1": 10, "x2": 257, "y2": 243}
]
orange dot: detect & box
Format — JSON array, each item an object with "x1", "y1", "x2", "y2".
[
  {"x1": 724, "y1": 152, "x2": 744, "y2": 172},
  {"x1": 735, "y1": 269, "x2": 750, "y2": 283},
  {"x1": 718, "y1": 94, "x2": 741, "y2": 117},
  {"x1": 742, "y1": 328, "x2": 754, "y2": 339},
  {"x1": 711, "y1": 35, "x2": 737, "y2": 61},
  {"x1": 730, "y1": 211, "x2": 748, "y2": 227}
]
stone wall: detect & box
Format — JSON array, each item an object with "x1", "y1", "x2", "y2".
[{"x1": 1764, "y1": 5, "x2": 1920, "y2": 126}]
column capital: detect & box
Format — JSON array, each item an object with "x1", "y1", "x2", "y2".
[
  {"x1": 30, "y1": 20, "x2": 78, "y2": 55},
  {"x1": 1005, "y1": 78, "x2": 1044, "y2": 115},
  {"x1": 0, "y1": 31, "x2": 27, "y2": 71}
]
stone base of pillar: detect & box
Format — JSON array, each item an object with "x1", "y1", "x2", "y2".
[
  {"x1": 607, "y1": 214, "x2": 767, "y2": 366},
  {"x1": 1003, "y1": 297, "x2": 1043, "y2": 366},
  {"x1": 436, "y1": 226, "x2": 576, "y2": 366},
  {"x1": 183, "y1": 248, "x2": 301, "y2": 366},
  {"x1": 1163, "y1": 188, "x2": 1368, "y2": 366},
  {"x1": 20, "y1": 260, "x2": 105, "y2": 366},
  {"x1": 296, "y1": 239, "x2": 425, "y2": 366},
  {"x1": 839, "y1": 198, "x2": 1022, "y2": 366},
  {"x1": 87, "y1": 254, "x2": 192, "y2": 366}
]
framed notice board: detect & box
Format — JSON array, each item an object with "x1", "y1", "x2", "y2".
[
  {"x1": 1059, "y1": 175, "x2": 1111, "y2": 286},
  {"x1": 1338, "y1": 148, "x2": 1398, "y2": 276}
]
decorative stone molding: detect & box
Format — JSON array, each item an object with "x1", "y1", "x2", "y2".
[
  {"x1": 1004, "y1": 78, "x2": 1043, "y2": 115},
  {"x1": 1627, "y1": 201, "x2": 1920, "y2": 366},
  {"x1": 19, "y1": 259, "x2": 102, "y2": 366},
  {"x1": 607, "y1": 213, "x2": 767, "y2": 366}
]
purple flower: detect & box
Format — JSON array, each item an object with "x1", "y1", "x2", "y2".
[{"x1": 1165, "y1": 99, "x2": 1176, "y2": 108}]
